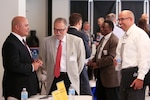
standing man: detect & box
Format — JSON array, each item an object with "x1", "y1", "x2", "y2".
[
  {"x1": 88, "y1": 20, "x2": 120, "y2": 100},
  {"x1": 115, "y1": 10, "x2": 150, "y2": 100},
  {"x1": 82, "y1": 21, "x2": 94, "y2": 80},
  {"x1": 94, "y1": 17, "x2": 104, "y2": 42},
  {"x1": 68, "y1": 13, "x2": 92, "y2": 95},
  {"x1": 105, "y1": 13, "x2": 124, "y2": 39},
  {"x1": 40, "y1": 17, "x2": 85, "y2": 95},
  {"x1": 2, "y1": 16, "x2": 43, "y2": 100},
  {"x1": 82, "y1": 21, "x2": 93, "y2": 48}
]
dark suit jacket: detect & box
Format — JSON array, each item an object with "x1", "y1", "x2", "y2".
[
  {"x1": 93, "y1": 33, "x2": 120, "y2": 87},
  {"x1": 68, "y1": 27, "x2": 92, "y2": 95},
  {"x1": 2, "y1": 33, "x2": 39, "y2": 99},
  {"x1": 68, "y1": 27, "x2": 91, "y2": 58}
]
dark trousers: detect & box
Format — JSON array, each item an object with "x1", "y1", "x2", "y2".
[
  {"x1": 49, "y1": 72, "x2": 71, "y2": 95},
  {"x1": 96, "y1": 78, "x2": 119, "y2": 100},
  {"x1": 80, "y1": 66, "x2": 92, "y2": 95},
  {"x1": 120, "y1": 68, "x2": 146, "y2": 100},
  {"x1": 96, "y1": 78, "x2": 106, "y2": 100},
  {"x1": 119, "y1": 84, "x2": 146, "y2": 100},
  {"x1": 87, "y1": 66, "x2": 94, "y2": 80},
  {"x1": 104, "y1": 87, "x2": 119, "y2": 100}
]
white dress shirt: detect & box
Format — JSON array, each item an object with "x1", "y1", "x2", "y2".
[
  {"x1": 12, "y1": 32, "x2": 32, "y2": 56},
  {"x1": 98, "y1": 32, "x2": 112, "y2": 59},
  {"x1": 56, "y1": 35, "x2": 67, "y2": 72},
  {"x1": 12, "y1": 32, "x2": 26, "y2": 44},
  {"x1": 113, "y1": 24, "x2": 124, "y2": 39},
  {"x1": 116, "y1": 24, "x2": 150, "y2": 80}
]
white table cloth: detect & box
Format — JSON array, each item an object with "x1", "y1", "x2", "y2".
[{"x1": 27, "y1": 95, "x2": 92, "y2": 100}]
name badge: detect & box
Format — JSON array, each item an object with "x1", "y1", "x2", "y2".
[{"x1": 69, "y1": 55, "x2": 77, "y2": 61}]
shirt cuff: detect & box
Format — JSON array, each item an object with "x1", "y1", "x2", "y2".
[
  {"x1": 32, "y1": 64, "x2": 34, "y2": 72},
  {"x1": 137, "y1": 73, "x2": 145, "y2": 80}
]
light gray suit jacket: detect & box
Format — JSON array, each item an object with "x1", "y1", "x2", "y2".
[{"x1": 40, "y1": 34, "x2": 85, "y2": 94}]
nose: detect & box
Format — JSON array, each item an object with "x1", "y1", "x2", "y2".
[{"x1": 55, "y1": 30, "x2": 61, "y2": 34}]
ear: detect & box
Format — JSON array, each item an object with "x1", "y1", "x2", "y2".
[
  {"x1": 64, "y1": 27, "x2": 68, "y2": 33},
  {"x1": 15, "y1": 25, "x2": 20, "y2": 30},
  {"x1": 79, "y1": 20, "x2": 82, "y2": 25}
]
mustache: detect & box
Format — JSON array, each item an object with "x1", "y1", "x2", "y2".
[{"x1": 55, "y1": 34, "x2": 62, "y2": 36}]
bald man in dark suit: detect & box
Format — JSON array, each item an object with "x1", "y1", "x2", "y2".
[{"x1": 2, "y1": 16, "x2": 43, "y2": 100}]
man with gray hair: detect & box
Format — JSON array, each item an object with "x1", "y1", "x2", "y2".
[
  {"x1": 40, "y1": 17, "x2": 86, "y2": 95},
  {"x1": 105, "y1": 13, "x2": 124, "y2": 38}
]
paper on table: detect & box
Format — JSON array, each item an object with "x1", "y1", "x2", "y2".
[
  {"x1": 52, "y1": 81, "x2": 68, "y2": 100},
  {"x1": 56, "y1": 81, "x2": 68, "y2": 100},
  {"x1": 52, "y1": 90, "x2": 62, "y2": 100}
]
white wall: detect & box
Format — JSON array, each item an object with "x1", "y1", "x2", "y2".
[
  {"x1": 52, "y1": 0, "x2": 70, "y2": 34},
  {"x1": 27, "y1": 0, "x2": 70, "y2": 39},
  {"x1": 26, "y1": 0, "x2": 70, "y2": 42},
  {"x1": 26, "y1": 0, "x2": 47, "y2": 46},
  {"x1": 0, "y1": 0, "x2": 26, "y2": 99}
]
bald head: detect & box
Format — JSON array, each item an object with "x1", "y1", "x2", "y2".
[
  {"x1": 121, "y1": 10, "x2": 134, "y2": 20},
  {"x1": 141, "y1": 13, "x2": 148, "y2": 21},
  {"x1": 97, "y1": 17, "x2": 104, "y2": 27},
  {"x1": 12, "y1": 16, "x2": 26, "y2": 29},
  {"x1": 118, "y1": 10, "x2": 135, "y2": 31},
  {"x1": 105, "y1": 13, "x2": 116, "y2": 23},
  {"x1": 11, "y1": 16, "x2": 29, "y2": 37}
]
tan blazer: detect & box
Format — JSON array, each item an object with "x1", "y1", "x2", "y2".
[{"x1": 40, "y1": 34, "x2": 85, "y2": 94}]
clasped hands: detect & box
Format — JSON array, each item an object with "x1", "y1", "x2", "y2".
[
  {"x1": 87, "y1": 60, "x2": 97, "y2": 69},
  {"x1": 32, "y1": 59, "x2": 43, "y2": 71}
]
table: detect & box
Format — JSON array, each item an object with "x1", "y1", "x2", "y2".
[{"x1": 27, "y1": 95, "x2": 93, "y2": 100}]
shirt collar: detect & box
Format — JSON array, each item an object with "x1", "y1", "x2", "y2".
[
  {"x1": 56, "y1": 34, "x2": 66, "y2": 43},
  {"x1": 104, "y1": 32, "x2": 112, "y2": 40},
  {"x1": 125, "y1": 24, "x2": 136, "y2": 36},
  {"x1": 69, "y1": 26, "x2": 79, "y2": 31},
  {"x1": 11, "y1": 32, "x2": 26, "y2": 42}
]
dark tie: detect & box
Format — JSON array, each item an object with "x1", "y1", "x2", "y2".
[
  {"x1": 22, "y1": 39, "x2": 27, "y2": 47},
  {"x1": 98, "y1": 37, "x2": 105, "y2": 48},
  {"x1": 22, "y1": 39, "x2": 32, "y2": 58},
  {"x1": 54, "y1": 40, "x2": 62, "y2": 78},
  {"x1": 96, "y1": 37, "x2": 105, "y2": 60}
]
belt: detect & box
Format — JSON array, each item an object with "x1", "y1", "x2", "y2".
[
  {"x1": 60, "y1": 72, "x2": 67, "y2": 74},
  {"x1": 122, "y1": 66, "x2": 137, "y2": 71}
]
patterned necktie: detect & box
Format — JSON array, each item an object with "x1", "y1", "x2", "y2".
[
  {"x1": 54, "y1": 40, "x2": 62, "y2": 78},
  {"x1": 97, "y1": 37, "x2": 105, "y2": 59},
  {"x1": 120, "y1": 33, "x2": 127, "y2": 60},
  {"x1": 22, "y1": 39, "x2": 32, "y2": 57},
  {"x1": 120, "y1": 42, "x2": 124, "y2": 60},
  {"x1": 22, "y1": 39, "x2": 27, "y2": 47},
  {"x1": 98, "y1": 37, "x2": 105, "y2": 48}
]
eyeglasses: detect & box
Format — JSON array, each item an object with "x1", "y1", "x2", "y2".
[
  {"x1": 117, "y1": 17, "x2": 130, "y2": 22},
  {"x1": 54, "y1": 28, "x2": 66, "y2": 33}
]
